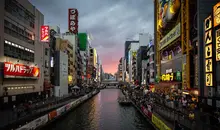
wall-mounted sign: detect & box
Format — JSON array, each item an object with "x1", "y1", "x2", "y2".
[
  {"x1": 205, "y1": 44, "x2": 212, "y2": 58},
  {"x1": 205, "y1": 73, "x2": 213, "y2": 86},
  {"x1": 68, "y1": 8, "x2": 78, "y2": 34},
  {"x1": 216, "y1": 28, "x2": 220, "y2": 61},
  {"x1": 4, "y1": 62, "x2": 40, "y2": 78},
  {"x1": 159, "y1": 23, "x2": 181, "y2": 50},
  {"x1": 204, "y1": 15, "x2": 213, "y2": 87},
  {"x1": 204, "y1": 15, "x2": 212, "y2": 31},
  {"x1": 161, "y1": 71, "x2": 181, "y2": 82},
  {"x1": 40, "y1": 25, "x2": 49, "y2": 42},
  {"x1": 204, "y1": 30, "x2": 212, "y2": 44},
  {"x1": 213, "y1": 2, "x2": 220, "y2": 27},
  {"x1": 205, "y1": 59, "x2": 213, "y2": 72}
]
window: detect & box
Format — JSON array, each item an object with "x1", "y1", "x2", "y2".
[
  {"x1": 45, "y1": 60, "x2": 49, "y2": 68},
  {"x1": 45, "y1": 48, "x2": 48, "y2": 55}
]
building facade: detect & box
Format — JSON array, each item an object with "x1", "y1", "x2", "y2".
[
  {"x1": 63, "y1": 32, "x2": 77, "y2": 85},
  {"x1": 0, "y1": 0, "x2": 46, "y2": 105}
]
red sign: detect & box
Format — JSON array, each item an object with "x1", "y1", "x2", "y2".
[
  {"x1": 68, "y1": 8, "x2": 78, "y2": 34},
  {"x1": 4, "y1": 62, "x2": 40, "y2": 78},
  {"x1": 41, "y1": 25, "x2": 49, "y2": 42},
  {"x1": 141, "y1": 105, "x2": 152, "y2": 119}
]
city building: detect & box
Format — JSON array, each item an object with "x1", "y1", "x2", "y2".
[
  {"x1": 63, "y1": 32, "x2": 77, "y2": 86},
  {"x1": 198, "y1": 1, "x2": 220, "y2": 107},
  {"x1": 88, "y1": 47, "x2": 97, "y2": 84},
  {"x1": 124, "y1": 40, "x2": 139, "y2": 82},
  {"x1": 147, "y1": 39, "x2": 155, "y2": 87},
  {"x1": 154, "y1": 0, "x2": 197, "y2": 98},
  {"x1": 137, "y1": 46, "x2": 148, "y2": 85},
  {"x1": 117, "y1": 58, "x2": 123, "y2": 81},
  {"x1": 0, "y1": 0, "x2": 46, "y2": 106},
  {"x1": 53, "y1": 37, "x2": 68, "y2": 97},
  {"x1": 128, "y1": 42, "x2": 139, "y2": 83},
  {"x1": 76, "y1": 36, "x2": 82, "y2": 86},
  {"x1": 121, "y1": 57, "x2": 126, "y2": 82},
  {"x1": 66, "y1": 40, "x2": 74, "y2": 87},
  {"x1": 78, "y1": 33, "x2": 89, "y2": 84}
]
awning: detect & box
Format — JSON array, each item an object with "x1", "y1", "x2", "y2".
[{"x1": 72, "y1": 86, "x2": 80, "y2": 89}]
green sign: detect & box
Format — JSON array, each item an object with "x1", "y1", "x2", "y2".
[
  {"x1": 176, "y1": 71, "x2": 181, "y2": 81},
  {"x1": 78, "y1": 33, "x2": 87, "y2": 51}
]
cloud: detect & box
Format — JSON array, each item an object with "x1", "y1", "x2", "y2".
[{"x1": 29, "y1": 0, "x2": 154, "y2": 73}]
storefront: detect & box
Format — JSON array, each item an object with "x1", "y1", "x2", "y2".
[
  {"x1": 0, "y1": 62, "x2": 41, "y2": 106},
  {"x1": 156, "y1": 70, "x2": 182, "y2": 93}
]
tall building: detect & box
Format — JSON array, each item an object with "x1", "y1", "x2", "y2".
[
  {"x1": 197, "y1": 1, "x2": 220, "y2": 107},
  {"x1": 78, "y1": 33, "x2": 89, "y2": 83},
  {"x1": 63, "y1": 32, "x2": 77, "y2": 85},
  {"x1": 53, "y1": 37, "x2": 68, "y2": 97},
  {"x1": 147, "y1": 39, "x2": 155, "y2": 86},
  {"x1": 137, "y1": 46, "x2": 148, "y2": 85},
  {"x1": 0, "y1": 0, "x2": 46, "y2": 105},
  {"x1": 128, "y1": 42, "x2": 139, "y2": 83},
  {"x1": 66, "y1": 40, "x2": 74, "y2": 87},
  {"x1": 154, "y1": 0, "x2": 201, "y2": 101},
  {"x1": 88, "y1": 47, "x2": 97, "y2": 84},
  {"x1": 121, "y1": 57, "x2": 126, "y2": 82},
  {"x1": 117, "y1": 58, "x2": 123, "y2": 81}
]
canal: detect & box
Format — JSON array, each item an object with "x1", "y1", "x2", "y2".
[{"x1": 42, "y1": 89, "x2": 154, "y2": 130}]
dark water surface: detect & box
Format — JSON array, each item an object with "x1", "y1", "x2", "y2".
[{"x1": 42, "y1": 89, "x2": 154, "y2": 130}]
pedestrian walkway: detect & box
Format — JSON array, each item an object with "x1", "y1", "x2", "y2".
[{"x1": 0, "y1": 92, "x2": 85, "y2": 128}]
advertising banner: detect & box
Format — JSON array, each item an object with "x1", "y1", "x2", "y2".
[
  {"x1": 65, "y1": 103, "x2": 71, "y2": 111},
  {"x1": 68, "y1": 8, "x2": 78, "y2": 34},
  {"x1": 29, "y1": 114, "x2": 48, "y2": 129},
  {"x1": 159, "y1": 23, "x2": 180, "y2": 50},
  {"x1": 16, "y1": 123, "x2": 31, "y2": 130},
  {"x1": 48, "y1": 110, "x2": 57, "y2": 120},
  {"x1": 216, "y1": 28, "x2": 220, "y2": 61},
  {"x1": 141, "y1": 105, "x2": 152, "y2": 119},
  {"x1": 213, "y1": 2, "x2": 220, "y2": 27},
  {"x1": 4, "y1": 62, "x2": 40, "y2": 78},
  {"x1": 16, "y1": 114, "x2": 48, "y2": 130},
  {"x1": 158, "y1": 0, "x2": 180, "y2": 29},
  {"x1": 56, "y1": 106, "x2": 66, "y2": 116},
  {"x1": 40, "y1": 25, "x2": 49, "y2": 42},
  {"x1": 152, "y1": 114, "x2": 171, "y2": 130}
]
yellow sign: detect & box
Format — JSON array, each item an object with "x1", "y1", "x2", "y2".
[
  {"x1": 161, "y1": 73, "x2": 174, "y2": 81},
  {"x1": 152, "y1": 114, "x2": 171, "y2": 130},
  {"x1": 205, "y1": 44, "x2": 212, "y2": 58},
  {"x1": 213, "y1": 2, "x2": 220, "y2": 27},
  {"x1": 216, "y1": 29, "x2": 220, "y2": 61},
  {"x1": 204, "y1": 30, "x2": 212, "y2": 44},
  {"x1": 204, "y1": 15, "x2": 212, "y2": 31},
  {"x1": 159, "y1": 23, "x2": 180, "y2": 50},
  {"x1": 206, "y1": 73, "x2": 213, "y2": 86},
  {"x1": 205, "y1": 59, "x2": 213, "y2": 72}
]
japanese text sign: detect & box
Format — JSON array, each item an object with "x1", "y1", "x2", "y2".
[
  {"x1": 41, "y1": 26, "x2": 49, "y2": 42},
  {"x1": 4, "y1": 62, "x2": 40, "y2": 78},
  {"x1": 216, "y1": 28, "x2": 220, "y2": 61},
  {"x1": 213, "y1": 2, "x2": 220, "y2": 27},
  {"x1": 68, "y1": 8, "x2": 78, "y2": 34}
]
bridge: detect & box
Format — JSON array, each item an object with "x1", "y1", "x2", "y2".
[{"x1": 101, "y1": 80, "x2": 119, "y2": 86}]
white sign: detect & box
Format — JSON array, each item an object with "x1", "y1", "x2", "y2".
[{"x1": 56, "y1": 106, "x2": 66, "y2": 116}]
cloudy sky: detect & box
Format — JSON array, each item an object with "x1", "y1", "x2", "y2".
[{"x1": 29, "y1": 0, "x2": 154, "y2": 74}]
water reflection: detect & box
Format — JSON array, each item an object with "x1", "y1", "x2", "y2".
[{"x1": 43, "y1": 89, "x2": 154, "y2": 130}]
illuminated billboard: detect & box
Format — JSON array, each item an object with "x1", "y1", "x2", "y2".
[
  {"x1": 158, "y1": 0, "x2": 180, "y2": 29},
  {"x1": 40, "y1": 25, "x2": 49, "y2": 42},
  {"x1": 68, "y1": 8, "x2": 78, "y2": 34},
  {"x1": 213, "y1": 2, "x2": 220, "y2": 27}
]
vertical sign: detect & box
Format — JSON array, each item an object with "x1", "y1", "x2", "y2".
[
  {"x1": 40, "y1": 25, "x2": 49, "y2": 42},
  {"x1": 216, "y1": 29, "x2": 220, "y2": 61},
  {"x1": 213, "y1": 2, "x2": 220, "y2": 27},
  {"x1": 68, "y1": 8, "x2": 78, "y2": 34},
  {"x1": 204, "y1": 15, "x2": 213, "y2": 87}
]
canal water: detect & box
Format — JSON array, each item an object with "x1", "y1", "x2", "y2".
[{"x1": 42, "y1": 89, "x2": 154, "y2": 130}]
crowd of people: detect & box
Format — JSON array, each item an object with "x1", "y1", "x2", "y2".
[{"x1": 121, "y1": 84, "x2": 220, "y2": 130}]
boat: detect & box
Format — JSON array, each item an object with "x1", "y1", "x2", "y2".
[{"x1": 118, "y1": 97, "x2": 131, "y2": 105}]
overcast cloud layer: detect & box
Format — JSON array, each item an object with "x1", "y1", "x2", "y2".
[{"x1": 29, "y1": 0, "x2": 154, "y2": 74}]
